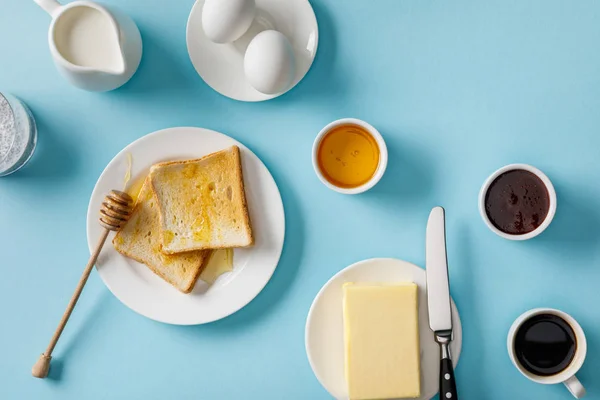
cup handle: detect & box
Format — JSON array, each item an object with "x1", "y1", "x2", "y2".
[
  {"x1": 34, "y1": 0, "x2": 62, "y2": 17},
  {"x1": 564, "y1": 375, "x2": 586, "y2": 399}
]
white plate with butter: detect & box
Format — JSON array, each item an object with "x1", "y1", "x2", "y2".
[
  {"x1": 305, "y1": 258, "x2": 462, "y2": 400},
  {"x1": 87, "y1": 127, "x2": 285, "y2": 325}
]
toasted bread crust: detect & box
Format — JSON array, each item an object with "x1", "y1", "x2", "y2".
[
  {"x1": 113, "y1": 245, "x2": 211, "y2": 293},
  {"x1": 181, "y1": 250, "x2": 213, "y2": 292},
  {"x1": 232, "y1": 146, "x2": 254, "y2": 247}
]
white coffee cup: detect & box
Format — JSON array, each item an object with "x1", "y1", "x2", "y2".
[{"x1": 507, "y1": 308, "x2": 587, "y2": 398}]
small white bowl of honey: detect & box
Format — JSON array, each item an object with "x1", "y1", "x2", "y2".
[{"x1": 312, "y1": 118, "x2": 388, "y2": 194}]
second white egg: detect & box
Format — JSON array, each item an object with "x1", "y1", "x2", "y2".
[{"x1": 244, "y1": 30, "x2": 296, "y2": 95}]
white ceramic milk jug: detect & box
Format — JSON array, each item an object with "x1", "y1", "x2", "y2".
[{"x1": 34, "y1": 0, "x2": 143, "y2": 91}]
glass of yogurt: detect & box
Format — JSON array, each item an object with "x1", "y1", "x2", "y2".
[{"x1": 0, "y1": 92, "x2": 37, "y2": 176}]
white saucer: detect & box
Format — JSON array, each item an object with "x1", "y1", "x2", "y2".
[
  {"x1": 305, "y1": 258, "x2": 462, "y2": 400},
  {"x1": 86, "y1": 127, "x2": 285, "y2": 325},
  {"x1": 186, "y1": 0, "x2": 319, "y2": 102}
]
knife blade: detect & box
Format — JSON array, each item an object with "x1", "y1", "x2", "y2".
[
  {"x1": 426, "y1": 206, "x2": 458, "y2": 400},
  {"x1": 426, "y1": 206, "x2": 452, "y2": 333}
]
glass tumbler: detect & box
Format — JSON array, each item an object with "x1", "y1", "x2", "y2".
[{"x1": 0, "y1": 92, "x2": 37, "y2": 176}]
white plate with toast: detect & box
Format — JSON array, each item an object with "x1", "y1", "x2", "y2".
[
  {"x1": 305, "y1": 258, "x2": 462, "y2": 400},
  {"x1": 87, "y1": 127, "x2": 285, "y2": 325}
]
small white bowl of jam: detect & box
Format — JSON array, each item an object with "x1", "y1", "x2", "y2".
[
  {"x1": 312, "y1": 118, "x2": 387, "y2": 194},
  {"x1": 479, "y1": 164, "x2": 557, "y2": 240}
]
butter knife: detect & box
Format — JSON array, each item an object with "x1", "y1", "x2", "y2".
[{"x1": 426, "y1": 206, "x2": 458, "y2": 400}]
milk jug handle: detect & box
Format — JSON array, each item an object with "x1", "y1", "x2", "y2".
[{"x1": 34, "y1": 0, "x2": 62, "y2": 17}]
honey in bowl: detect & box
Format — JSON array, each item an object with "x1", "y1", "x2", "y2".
[{"x1": 317, "y1": 124, "x2": 380, "y2": 189}]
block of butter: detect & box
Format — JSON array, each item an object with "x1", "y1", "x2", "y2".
[{"x1": 343, "y1": 283, "x2": 420, "y2": 400}]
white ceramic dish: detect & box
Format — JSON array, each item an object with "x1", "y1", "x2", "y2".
[
  {"x1": 479, "y1": 163, "x2": 556, "y2": 240},
  {"x1": 186, "y1": 0, "x2": 318, "y2": 101},
  {"x1": 86, "y1": 127, "x2": 285, "y2": 325},
  {"x1": 305, "y1": 258, "x2": 462, "y2": 400},
  {"x1": 312, "y1": 118, "x2": 388, "y2": 194}
]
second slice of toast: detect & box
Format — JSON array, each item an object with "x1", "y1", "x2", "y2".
[{"x1": 113, "y1": 176, "x2": 211, "y2": 293}]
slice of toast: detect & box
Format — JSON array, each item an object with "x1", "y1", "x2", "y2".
[
  {"x1": 113, "y1": 176, "x2": 211, "y2": 293},
  {"x1": 150, "y1": 145, "x2": 253, "y2": 254}
]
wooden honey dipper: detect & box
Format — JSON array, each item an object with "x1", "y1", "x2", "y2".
[{"x1": 32, "y1": 190, "x2": 133, "y2": 378}]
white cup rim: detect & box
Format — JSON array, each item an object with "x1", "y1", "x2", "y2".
[
  {"x1": 507, "y1": 308, "x2": 587, "y2": 385},
  {"x1": 311, "y1": 118, "x2": 388, "y2": 195},
  {"x1": 478, "y1": 163, "x2": 557, "y2": 240}
]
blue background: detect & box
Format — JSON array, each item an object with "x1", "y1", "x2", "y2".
[{"x1": 1, "y1": 0, "x2": 600, "y2": 399}]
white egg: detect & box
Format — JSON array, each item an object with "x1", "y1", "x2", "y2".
[
  {"x1": 244, "y1": 30, "x2": 296, "y2": 95},
  {"x1": 202, "y1": 0, "x2": 255, "y2": 44}
]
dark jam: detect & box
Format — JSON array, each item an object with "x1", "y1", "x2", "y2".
[
  {"x1": 514, "y1": 314, "x2": 577, "y2": 376},
  {"x1": 485, "y1": 169, "x2": 549, "y2": 235}
]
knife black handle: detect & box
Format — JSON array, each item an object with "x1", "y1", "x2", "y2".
[{"x1": 440, "y1": 357, "x2": 458, "y2": 400}]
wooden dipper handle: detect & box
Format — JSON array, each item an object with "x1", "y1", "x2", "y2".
[{"x1": 32, "y1": 191, "x2": 132, "y2": 378}]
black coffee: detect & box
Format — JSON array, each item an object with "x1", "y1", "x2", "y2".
[{"x1": 514, "y1": 314, "x2": 577, "y2": 376}]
